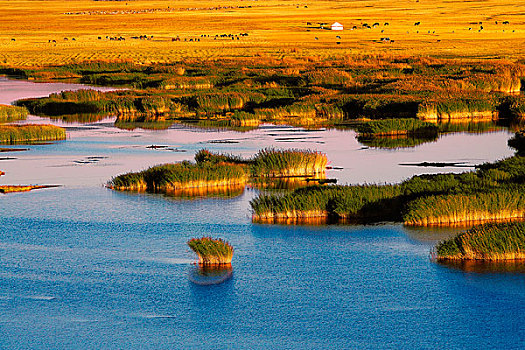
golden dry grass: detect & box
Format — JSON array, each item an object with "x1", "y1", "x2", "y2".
[{"x1": 1, "y1": 0, "x2": 525, "y2": 66}]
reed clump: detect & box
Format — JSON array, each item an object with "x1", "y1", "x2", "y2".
[
  {"x1": 110, "y1": 161, "x2": 248, "y2": 192},
  {"x1": 436, "y1": 222, "x2": 525, "y2": 261},
  {"x1": 403, "y1": 190, "x2": 525, "y2": 226},
  {"x1": 252, "y1": 148, "x2": 327, "y2": 177},
  {"x1": 0, "y1": 104, "x2": 28, "y2": 122},
  {"x1": 0, "y1": 124, "x2": 66, "y2": 143},
  {"x1": 187, "y1": 237, "x2": 234, "y2": 266}
]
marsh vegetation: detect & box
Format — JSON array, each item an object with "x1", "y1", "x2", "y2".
[
  {"x1": 110, "y1": 148, "x2": 328, "y2": 195},
  {"x1": 0, "y1": 124, "x2": 66, "y2": 143},
  {"x1": 187, "y1": 237, "x2": 234, "y2": 266},
  {"x1": 435, "y1": 222, "x2": 525, "y2": 260},
  {"x1": 251, "y1": 149, "x2": 525, "y2": 226},
  {"x1": 0, "y1": 104, "x2": 28, "y2": 123},
  {"x1": 11, "y1": 57, "x2": 525, "y2": 135}
]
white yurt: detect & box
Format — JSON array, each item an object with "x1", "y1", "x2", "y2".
[{"x1": 331, "y1": 22, "x2": 344, "y2": 31}]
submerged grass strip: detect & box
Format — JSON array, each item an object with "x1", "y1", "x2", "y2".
[
  {"x1": 0, "y1": 124, "x2": 66, "y2": 143},
  {"x1": 436, "y1": 222, "x2": 525, "y2": 260},
  {"x1": 0, "y1": 185, "x2": 59, "y2": 193},
  {"x1": 187, "y1": 237, "x2": 234, "y2": 266}
]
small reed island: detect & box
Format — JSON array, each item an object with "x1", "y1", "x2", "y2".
[
  {"x1": 0, "y1": 104, "x2": 65, "y2": 143},
  {"x1": 435, "y1": 222, "x2": 525, "y2": 261},
  {"x1": 251, "y1": 131, "x2": 525, "y2": 226},
  {"x1": 0, "y1": 104, "x2": 28, "y2": 123},
  {"x1": 188, "y1": 237, "x2": 234, "y2": 266},
  {"x1": 0, "y1": 124, "x2": 66, "y2": 143},
  {"x1": 109, "y1": 148, "x2": 327, "y2": 194}
]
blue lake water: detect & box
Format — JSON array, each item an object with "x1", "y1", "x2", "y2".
[{"x1": 0, "y1": 79, "x2": 524, "y2": 349}]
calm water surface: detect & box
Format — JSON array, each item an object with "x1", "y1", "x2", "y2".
[{"x1": 0, "y1": 79, "x2": 524, "y2": 349}]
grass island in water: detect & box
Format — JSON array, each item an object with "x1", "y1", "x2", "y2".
[
  {"x1": 435, "y1": 222, "x2": 525, "y2": 261},
  {"x1": 0, "y1": 124, "x2": 66, "y2": 143},
  {"x1": 251, "y1": 134, "x2": 525, "y2": 226},
  {"x1": 0, "y1": 105, "x2": 28, "y2": 123},
  {"x1": 109, "y1": 148, "x2": 328, "y2": 194},
  {"x1": 188, "y1": 237, "x2": 234, "y2": 266}
]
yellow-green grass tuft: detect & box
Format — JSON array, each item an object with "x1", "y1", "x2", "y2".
[{"x1": 188, "y1": 237, "x2": 234, "y2": 266}]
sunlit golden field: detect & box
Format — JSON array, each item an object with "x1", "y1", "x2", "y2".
[{"x1": 1, "y1": 0, "x2": 525, "y2": 66}]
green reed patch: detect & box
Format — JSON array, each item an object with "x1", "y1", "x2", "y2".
[
  {"x1": 0, "y1": 104, "x2": 28, "y2": 123},
  {"x1": 0, "y1": 124, "x2": 66, "y2": 143},
  {"x1": 436, "y1": 222, "x2": 525, "y2": 260},
  {"x1": 187, "y1": 237, "x2": 234, "y2": 265},
  {"x1": 251, "y1": 155, "x2": 525, "y2": 225}
]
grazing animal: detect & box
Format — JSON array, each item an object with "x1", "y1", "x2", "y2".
[
  {"x1": 384, "y1": 22, "x2": 389, "y2": 26},
  {"x1": 336, "y1": 35, "x2": 341, "y2": 39},
  {"x1": 503, "y1": 21, "x2": 509, "y2": 25},
  {"x1": 315, "y1": 37, "x2": 318, "y2": 40},
  {"x1": 307, "y1": 22, "x2": 312, "y2": 26},
  {"x1": 414, "y1": 22, "x2": 420, "y2": 26}
]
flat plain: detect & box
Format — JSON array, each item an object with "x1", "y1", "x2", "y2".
[{"x1": 1, "y1": 0, "x2": 525, "y2": 66}]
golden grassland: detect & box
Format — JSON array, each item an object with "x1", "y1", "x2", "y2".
[{"x1": 1, "y1": 0, "x2": 525, "y2": 66}]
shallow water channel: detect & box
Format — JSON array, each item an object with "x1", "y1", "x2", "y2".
[{"x1": 0, "y1": 78, "x2": 524, "y2": 349}]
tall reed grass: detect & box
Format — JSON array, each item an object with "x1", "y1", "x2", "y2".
[
  {"x1": 251, "y1": 148, "x2": 327, "y2": 177},
  {"x1": 0, "y1": 124, "x2": 66, "y2": 143},
  {"x1": 110, "y1": 161, "x2": 248, "y2": 192},
  {"x1": 0, "y1": 105, "x2": 28, "y2": 122},
  {"x1": 436, "y1": 222, "x2": 525, "y2": 260},
  {"x1": 187, "y1": 237, "x2": 234, "y2": 265},
  {"x1": 251, "y1": 155, "x2": 525, "y2": 225}
]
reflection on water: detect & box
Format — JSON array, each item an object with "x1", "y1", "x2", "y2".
[
  {"x1": 45, "y1": 113, "x2": 111, "y2": 124},
  {"x1": 438, "y1": 259, "x2": 525, "y2": 273},
  {"x1": 115, "y1": 120, "x2": 176, "y2": 130},
  {"x1": 188, "y1": 265, "x2": 233, "y2": 285},
  {"x1": 109, "y1": 186, "x2": 246, "y2": 201},
  {"x1": 357, "y1": 134, "x2": 439, "y2": 149},
  {"x1": 163, "y1": 185, "x2": 246, "y2": 199},
  {"x1": 404, "y1": 225, "x2": 465, "y2": 243},
  {"x1": 438, "y1": 120, "x2": 504, "y2": 134}
]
